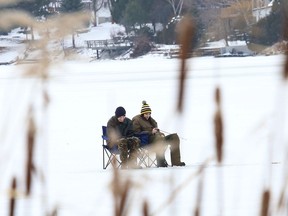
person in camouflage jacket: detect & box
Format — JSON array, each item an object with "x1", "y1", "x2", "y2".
[
  {"x1": 132, "y1": 101, "x2": 185, "y2": 167},
  {"x1": 107, "y1": 106, "x2": 141, "y2": 169}
]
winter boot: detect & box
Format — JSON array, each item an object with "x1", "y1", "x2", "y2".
[
  {"x1": 156, "y1": 156, "x2": 168, "y2": 167},
  {"x1": 172, "y1": 161, "x2": 186, "y2": 167}
]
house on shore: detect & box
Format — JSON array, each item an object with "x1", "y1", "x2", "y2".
[
  {"x1": 82, "y1": 0, "x2": 112, "y2": 25},
  {"x1": 197, "y1": 39, "x2": 254, "y2": 56},
  {"x1": 252, "y1": 0, "x2": 274, "y2": 22}
]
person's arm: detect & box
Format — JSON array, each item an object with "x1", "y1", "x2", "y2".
[
  {"x1": 125, "y1": 120, "x2": 134, "y2": 137},
  {"x1": 150, "y1": 117, "x2": 158, "y2": 128},
  {"x1": 107, "y1": 117, "x2": 119, "y2": 143},
  {"x1": 106, "y1": 118, "x2": 113, "y2": 139}
]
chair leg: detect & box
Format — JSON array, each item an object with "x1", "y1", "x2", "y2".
[
  {"x1": 139, "y1": 149, "x2": 148, "y2": 167},
  {"x1": 103, "y1": 146, "x2": 122, "y2": 169},
  {"x1": 103, "y1": 146, "x2": 106, "y2": 169}
]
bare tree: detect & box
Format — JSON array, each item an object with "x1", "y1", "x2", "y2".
[
  {"x1": 165, "y1": 0, "x2": 184, "y2": 16},
  {"x1": 232, "y1": 0, "x2": 254, "y2": 26},
  {"x1": 92, "y1": 0, "x2": 104, "y2": 26}
]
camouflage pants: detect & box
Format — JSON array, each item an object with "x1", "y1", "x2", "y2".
[{"x1": 118, "y1": 137, "x2": 140, "y2": 167}]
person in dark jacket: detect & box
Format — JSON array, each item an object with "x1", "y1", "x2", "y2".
[
  {"x1": 132, "y1": 101, "x2": 185, "y2": 167},
  {"x1": 107, "y1": 106, "x2": 141, "y2": 169}
]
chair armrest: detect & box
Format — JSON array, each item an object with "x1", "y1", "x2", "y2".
[{"x1": 102, "y1": 135, "x2": 109, "y2": 141}]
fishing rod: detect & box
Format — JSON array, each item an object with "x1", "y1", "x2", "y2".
[{"x1": 159, "y1": 129, "x2": 188, "y2": 141}]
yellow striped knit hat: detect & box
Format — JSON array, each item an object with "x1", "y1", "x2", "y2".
[{"x1": 141, "y1": 100, "x2": 152, "y2": 114}]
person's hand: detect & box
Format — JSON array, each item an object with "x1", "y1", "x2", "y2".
[{"x1": 152, "y1": 128, "x2": 159, "y2": 134}]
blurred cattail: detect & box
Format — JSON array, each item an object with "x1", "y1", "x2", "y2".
[
  {"x1": 214, "y1": 87, "x2": 223, "y2": 163},
  {"x1": 9, "y1": 177, "x2": 17, "y2": 216},
  {"x1": 43, "y1": 87, "x2": 50, "y2": 107},
  {"x1": 111, "y1": 163, "x2": 130, "y2": 216},
  {"x1": 260, "y1": 190, "x2": 270, "y2": 216},
  {"x1": 284, "y1": 52, "x2": 288, "y2": 80},
  {"x1": 194, "y1": 208, "x2": 199, "y2": 216},
  {"x1": 277, "y1": 189, "x2": 285, "y2": 210},
  {"x1": 26, "y1": 111, "x2": 36, "y2": 196},
  {"x1": 176, "y1": 15, "x2": 195, "y2": 112},
  {"x1": 48, "y1": 207, "x2": 58, "y2": 216},
  {"x1": 142, "y1": 200, "x2": 149, "y2": 216},
  {"x1": 115, "y1": 181, "x2": 130, "y2": 216},
  {"x1": 0, "y1": 10, "x2": 34, "y2": 30},
  {"x1": 194, "y1": 174, "x2": 204, "y2": 216},
  {"x1": 283, "y1": 2, "x2": 288, "y2": 79},
  {"x1": 0, "y1": 0, "x2": 19, "y2": 6}
]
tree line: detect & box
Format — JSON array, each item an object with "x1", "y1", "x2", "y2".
[{"x1": 0, "y1": 0, "x2": 287, "y2": 50}]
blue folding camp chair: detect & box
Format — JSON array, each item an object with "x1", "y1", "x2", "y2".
[
  {"x1": 102, "y1": 126, "x2": 121, "y2": 169},
  {"x1": 102, "y1": 126, "x2": 157, "y2": 169}
]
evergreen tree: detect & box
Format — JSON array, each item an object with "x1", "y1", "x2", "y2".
[
  {"x1": 149, "y1": 0, "x2": 172, "y2": 28},
  {"x1": 251, "y1": 0, "x2": 285, "y2": 45},
  {"x1": 122, "y1": 0, "x2": 151, "y2": 27},
  {"x1": 15, "y1": 0, "x2": 51, "y2": 17},
  {"x1": 60, "y1": 0, "x2": 84, "y2": 13},
  {"x1": 109, "y1": 0, "x2": 129, "y2": 23},
  {"x1": 12, "y1": 0, "x2": 52, "y2": 40}
]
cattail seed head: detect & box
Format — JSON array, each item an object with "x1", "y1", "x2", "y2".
[
  {"x1": 9, "y1": 177, "x2": 17, "y2": 216},
  {"x1": 260, "y1": 190, "x2": 270, "y2": 216},
  {"x1": 214, "y1": 87, "x2": 223, "y2": 163},
  {"x1": 176, "y1": 15, "x2": 195, "y2": 112}
]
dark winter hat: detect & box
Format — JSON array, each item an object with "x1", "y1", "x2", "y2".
[
  {"x1": 115, "y1": 106, "x2": 126, "y2": 118},
  {"x1": 141, "y1": 100, "x2": 152, "y2": 114}
]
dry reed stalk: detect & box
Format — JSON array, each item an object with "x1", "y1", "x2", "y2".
[
  {"x1": 0, "y1": 11, "x2": 35, "y2": 30},
  {"x1": 118, "y1": 180, "x2": 130, "y2": 216},
  {"x1": 142, "y1": 200, "x2": 149, "y2": 216},
  {"x1": 194, "y1": 208, "x2": 199, "y2": 216},
  {"x1": 176, "y1": 15, "x2": 195, "y2": 112},
  {"x1": 0, "y1": 2, "x2": 90, "y2": 215},
  {"x1": 260, "y1": 190, "x2": 270, "y2": 216},
  {"x1": 194, "y1": 173, "x2": 204, "y2": 216},
  {"x1": 0, "y1": 0, "x2": 19, "y2": 6},
  {"x1": 9, "y1": 177, "x2": 17, "y2": 216},
  {"x1": 150, "y1": 157, "x2": 212, "y2": 216},
  {"x1": 26, "y1": 110, "x2": 36, "y2": 196},
  {"x1": 277, "y1": 167, "x2": 288, "y2": 210},
  {"x1": 284, "y1": 51, "x2": 288, "y2": 80},
  {"x1": 48, "y1": 207, "x2": 58, "y2": 216},
  {"x1": 214, "y1": 87, "x2": 223, "y2": 163},
  {"x1": 282, "y1": 1, "x2": 288, "y2": 79},
  {"x1": 277, "y1": 189, "x2": 285, "y2": 210},
  {"x1": 284, "y1": 21, "x2": 288, "y2": 80},
  {"x1": 111, "y1": 163, "x2": 131, "y2": 216}
]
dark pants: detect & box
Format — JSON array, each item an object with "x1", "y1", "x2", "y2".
[{"x1": 150, "y1": 133, "x2": 181, "y2": 165}]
